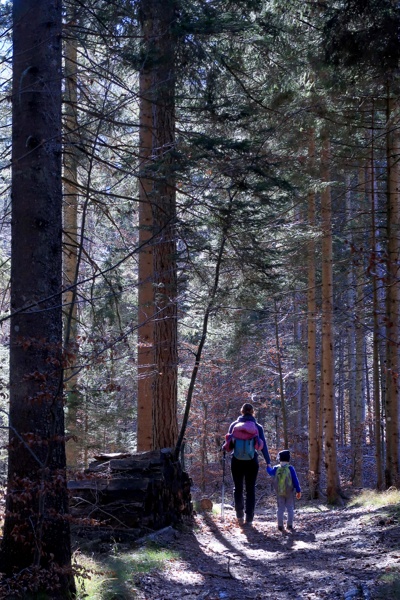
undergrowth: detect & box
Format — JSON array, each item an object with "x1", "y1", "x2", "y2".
[
  {"x1": 374, "y1": 567, "x2": 400, "y2": 600},
  {"x1": 348, "y1": 488, "x2": 400, "y2": 510},
  {"x1": 348, "y1": 489, "x2": 400, "y2": 598},
  {"x1": 74, "y1": 544, "x2": 179, "y2": 600}
]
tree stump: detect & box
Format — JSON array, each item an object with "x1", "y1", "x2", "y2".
[
  {"x1": 199, "y1": 498, "x2": 213, "y2": 512},
  {"x1": 68, "y1": 449, "x2": 192, "y2": 541}
]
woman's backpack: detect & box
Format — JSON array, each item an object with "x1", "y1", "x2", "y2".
[
  {"x1": 223, "y1": 420, "x2": 264, "y2": 460},
  {"x1": 233, "y1": 437, "x2": 256, "y2": 460}
]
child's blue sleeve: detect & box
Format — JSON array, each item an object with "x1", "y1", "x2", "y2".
[
  {"x1": 266, "y1": 466, "x2": 276, "y2": 477},
  {"x1": 289, "y1": 466, "x2": 301, "y2": 492}
]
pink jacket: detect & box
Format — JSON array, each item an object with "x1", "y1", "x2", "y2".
[{"x1": 223, "y1": 420, "x2": 264, "y2": 451}]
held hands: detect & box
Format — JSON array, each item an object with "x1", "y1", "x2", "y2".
[{"x1": 296, "y1": 492, "x2": 302, "y2": 500}]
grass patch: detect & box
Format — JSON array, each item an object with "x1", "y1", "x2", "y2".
[
  {"x1": 210, "y1": 503, "x2": 233, "y2": 517},
  {"x1": 74, "y1": 544, "x2": 179, "y2": 600},
  {"x1": 349, "y1": 489, "x2": 400, "y2": 527},
  {"x1": 348, "y1": 489, "x2": 400, "y2": 510},
  {"x1": 375, "y1": 567, "x2": 400, "y2": 599}
]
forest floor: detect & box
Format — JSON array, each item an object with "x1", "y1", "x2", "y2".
[{"x1": 127, "y1": 491, "x2": 400, "y2": 600}]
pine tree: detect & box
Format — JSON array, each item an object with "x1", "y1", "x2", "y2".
[
  {"x1": 1, "y1": 0, "x2": 75, "y2": 595},
  {"x1": 137, "y1": 0, "x2": 179, "y2": 450}
]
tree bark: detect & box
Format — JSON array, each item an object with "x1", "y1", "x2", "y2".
[
  {"x1": 307, "y1": 130, "x2": 320, "y2": 498},
  {"x1": 337, "y1": 336, "x2": 345, "y2": 447},
  {"x1": 385, "y1": 90, "x2": 400, "y2": 487},
  {"x1": 137, "y1": 2, "x2": 156, "y2": 451},
  {"x1": 63, "y1": 7, "x2": 81, "y2": 468},
  {"x1": 150, "y1": 0, "x2": 178, "y2": 449},
  {"x1": 369, "y1": 121, "x2": 384, "y2": 489},
  {"x1": 274, "y1": 299, "x2": 288, "y2": 448},
  {"x1": 321, "y1": 135, "x2": 341, "y2": 504},
  {"x1": 200, "y1": 401, "x2": 208, "y2": 493},
  {"x1": 1, "y1": 0, "x2": 75, "y2": 595},
  {"x1": 345, "y1": 176, "x2": 357, "y2": 465},
  {"x1": 352, "y1": 167, "x2": 366, "y2": 487},
  {"x1": 137, "y1": 0, "x2": 178, "y2": 450}
]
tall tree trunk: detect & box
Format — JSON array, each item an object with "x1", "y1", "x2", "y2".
[
  {"x1": 63, "y1": 8, "x2": 81, "y2": 468},
  {"x1": 137, "y1": 2, "x2": 156, "y2": 451},
  {"x1": 307, "y1": 131, "x2": 320, "y2": 498},
  {"x1": 353, "y1": 167, "x2": 366, "y2": 487},
  {"x1": 385, "y1": 91, "x2": 400, "y2": 487},
  {"x1": 298, "y1": 320, "x2": 308, "y2": 432},
  {"x1": 300, "y1": 321, "x2": 308, "y2": 431},
  {"x1": 369, "y1": 120, "x2": 384, "y2": 489},
  {"x1": 364, "y1": 344, "x2": 374, "y2": 444},
  {"x1": 200, "y1": 401, "x2": 208, "y2": 493},
  {"x1": 1, "y1": 0, "x2": 75, "y2": 595},
  {"x1": 321, "y1": 135, "x2": 341, "y2": 504},
  {"x1": 150, "y1": 0, "x2": 178, "y2": 449},
  {"x1": 137, "y1": 0, "x2": 178, "y2": 450},
  {"x1": 274, "y1": 299, "x2": 288, "y2": 448},
  {"x1": 345, "y1": 177, "x2": 357, "y2": 466},
  {"x1": 337, "y1": 336, "x2": 345, "y2": 447}
]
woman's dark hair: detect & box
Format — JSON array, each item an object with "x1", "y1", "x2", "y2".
[{"x1": 241, "y1": 403, "x2": 254, "y2": 415}]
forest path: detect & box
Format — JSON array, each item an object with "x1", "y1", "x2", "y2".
[{"x1": 134, "y1": 497, "x2": 399, "y2": 600}]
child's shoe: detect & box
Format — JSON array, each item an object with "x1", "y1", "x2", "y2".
[
  {"x1": 278, "y1": 525, "x2": 283, "y2": 532},
  {"x1": 287, "y1": 525, "x2": 294, "y2": 531}
]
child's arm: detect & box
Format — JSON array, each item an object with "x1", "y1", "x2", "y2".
[
  {"x1": 289, "y1": 465, "x2": 301, "y2": 493},
  {"x1": 266, "y1": 466, "x2": 276, "y2": 477}
]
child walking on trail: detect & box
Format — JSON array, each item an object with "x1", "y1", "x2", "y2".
[{"x1": 267, "y1": 449, "x2": 301, "y2": 532}]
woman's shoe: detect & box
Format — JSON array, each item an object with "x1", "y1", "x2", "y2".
[{"x1": 236, "y1": 510, "x2": 244, "y2": 526}]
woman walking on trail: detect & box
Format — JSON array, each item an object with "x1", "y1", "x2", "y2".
[{"x1": 223, "y1": 403, "x2": 271, "y2": 526}]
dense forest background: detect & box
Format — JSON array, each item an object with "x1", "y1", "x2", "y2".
[{"x1": 0, "y1": 0, "x2": 399, "y2": 521}]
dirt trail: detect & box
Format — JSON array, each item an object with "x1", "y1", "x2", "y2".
[{"x1": 134, "y1": 498, "x2": 400, "y2": 600}]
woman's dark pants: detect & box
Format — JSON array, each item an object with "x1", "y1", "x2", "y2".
[{"x1": 231, "y1": 456, "x2": 259, "y2": 521}]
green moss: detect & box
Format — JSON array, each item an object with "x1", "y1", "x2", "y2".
[{"x1": 375, "y1": 567, "x2": 400, "y2": 600}]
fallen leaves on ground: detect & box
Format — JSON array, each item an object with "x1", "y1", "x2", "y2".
[{"x1": 134, "y1": 496, "x2": 400, "y2": 600}]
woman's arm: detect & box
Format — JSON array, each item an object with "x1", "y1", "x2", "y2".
[{"x1": 257, "y1": 424, "x2": 271, "y2": 465}]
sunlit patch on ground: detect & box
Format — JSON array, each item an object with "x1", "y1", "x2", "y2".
[
  {"x1": 292, "y1": 540, "x2": 315, "y2": 551},
  {"x1": 163, "y1": 560, "x2": 205, "y2": 585},
  {"x1": 206, "y1": 540, "x2": 231, "y2": 553}
]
